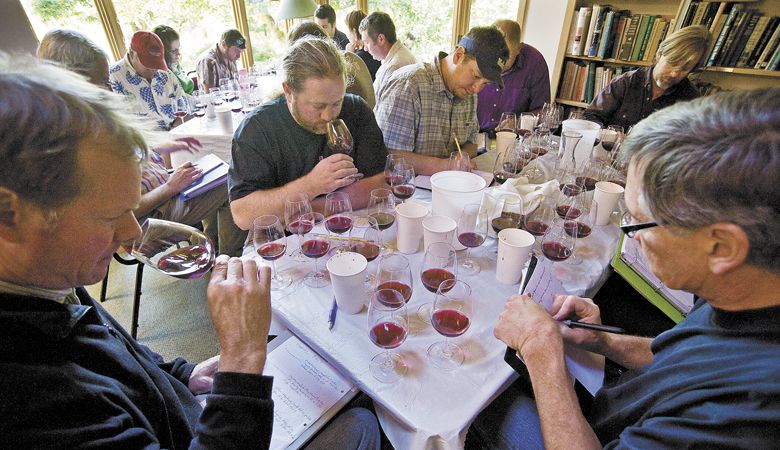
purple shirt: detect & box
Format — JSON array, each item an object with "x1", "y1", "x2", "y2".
[{"x1": 477, "y1": 43, "x2": 550, "y2": 133}]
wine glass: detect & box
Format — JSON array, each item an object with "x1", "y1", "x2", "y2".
[
  {"x1": 131, "y1": 218, "x2": 215, "y2": 279},
  {"x1": 300, "y1": 212, "x2": 330, "y2": 288},
  {"x1": 327, "y1": 119, "x2": 363, "y2": 181},
  {"x1": 383, "y1": 154, "x2": 406, "y2": 186},
  {"x1": 490, "y1": 193, "x2": 524, "y2": 254},
  {"x1": 208, "y1": 87, "x2": 223, "y2": 107},
  {"x1": 517, "y1": 113, "x2": 538, "y2": 137},
  {"x1": 541, "y1": 217, "x2": 576, "y2": 264},
  {"x1": 563, "y1": 198, "x2": 595, "y2": 266},
  {"x1": 492, "y1": 149, "x2": 523, "y2": 185},
  {"x1": 252, "y1": 215, "x2": 291, "y2": 290},
  {"x1": 428, "y1": 279, "x2": 472, "y2": 371},
  {"x1": 496, "y1": 112, "x2": 517, "y2": 133},
  {"x1": 368, "y1": 188, "x2": 396, "y2": 253},
  {"x1": 448, "y1": 151, "x2": 471, "y2": 172},
  {"x1": 284, "y1": 193, "x2": 313, "y2": 262},
  {"x1": 556, "y1": 189, "x2": 584, "y2": 220},
  {"x1": 417, "y1": 242, "x2": 457, "y2": 323},
  {"x1": 390, "y1": 163, "x2": 415, "y2": 203},
  {"x1": 374, "y1": 254, "x2": 414, "y2": 303},
  {"x1": 524, "y1": 198, "x2": 556, "y2": 256},
  {"x1": 456, "y1": 203, "x2": 488, "y2": 275},
  {"x1": 601, "y1": 125, "x2": 624, "y2": 153},
  {"x1": 367, "y1": 289, "x2": 409, "y2": 383},
  {"x1": 324, "y1": 191, "x2": 353, "y2": 253},
  {"x1": 350, "y1": 215, "x2": 381, "y2": 288},
  {"x1": 521, "y1": 131, "x2": 546, "y2": 182},
  {"x1": 173, "y1": 97, "x2": 189, "y2": 124}
]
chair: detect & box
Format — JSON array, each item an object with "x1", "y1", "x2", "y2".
[
  {"x1": 187, "y1": 70, "x2": 198, "y2": 92},
  {"x1": 99, "y1": 253, "x2": 145, "y2": 339}
]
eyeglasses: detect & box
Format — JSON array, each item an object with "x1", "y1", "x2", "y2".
[{"x1": 620, "y1": 212, "x2": 659, "y2": 238}]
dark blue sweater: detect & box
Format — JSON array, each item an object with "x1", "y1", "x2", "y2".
[{"x1": 0, "y1": 289, "x2": 273, "y2": 449}]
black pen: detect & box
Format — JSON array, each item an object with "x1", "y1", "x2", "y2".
[
  {"x1": 562, "y1": 320, "x2": 625, "y2": 334},
  {"x1": 327, "y1": 297, "x2": 338, "y2": 330}
]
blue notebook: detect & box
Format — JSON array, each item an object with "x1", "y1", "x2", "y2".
[{"x1": 179, "y1": 154, "x2": 229, "y2": 201}]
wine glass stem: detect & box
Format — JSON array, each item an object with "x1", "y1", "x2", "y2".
[
  {"x1": 383, "y1": 351, "x2": 394, "y2": 370},
  {"x1": 312, "y1": 257, "x2": 318, "y2": 274},
  {"x1": 271, "y1": 259, "x2": 278, "y2": 280},
  {"x1": 442, "y1": 339, "x2": 453, "y2": 358}
]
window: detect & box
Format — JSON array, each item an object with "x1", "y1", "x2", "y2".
[
  {"x1": 367, "y1": 0, "x2": 453, "y2": 61},
  {"x1": 244, "y1": 0, "x2": 288, "y2": 66},
  {"x1": 469, "y1": 0, "x2": 520, "y2": 28},
  {"x1": 329, "y1": 0, "x2": 356, "y2": 39},
  {"x1": 20, "y1": 0, "x2": 114, "y2": 61}
]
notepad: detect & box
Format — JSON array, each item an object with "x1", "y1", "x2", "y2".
[{"x1": 179, "y1": 154, "x2": 229, "y2": 201}]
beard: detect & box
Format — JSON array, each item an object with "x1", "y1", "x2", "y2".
[{"x1": 289, "y1": 100, "x2": 327, "y2": 135}]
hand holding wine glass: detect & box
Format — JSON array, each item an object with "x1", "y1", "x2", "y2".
[
  {"x1": 367, "y1": 289, "x2": 409, "y2": 383},
  {"x1": 131, "y1": 218, "x2": 215, "y2": 279},
  {"x1": 253, "y1": 215, "x2": 291, "y2": 290},
  {"x1": 327, "y1": 118, "x2": 363, "y2": 181},
  {"x1": 428, "y1": 279, "x2": 472, "y2": 371}
]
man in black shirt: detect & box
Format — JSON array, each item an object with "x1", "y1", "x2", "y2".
[{"x1": 315, "y1": 3, "x2": 351, "y2": 50}]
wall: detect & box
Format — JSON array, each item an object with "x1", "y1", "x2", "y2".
[{"x1": 0, "y1": 0, "x2": 39, "y2": 55}]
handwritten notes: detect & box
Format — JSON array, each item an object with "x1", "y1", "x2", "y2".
[{"x1": 265, "y1": 335, "x2": 355, "y2": 449}]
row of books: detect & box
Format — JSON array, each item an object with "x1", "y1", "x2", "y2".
[
  {"x1": 568, "y1": 5, "x2": 674, "y2": 63},
  {"x1": 679, "y1": 1, "x2": 780, "y2": 70},
  {"x1": 558, "y1": 61, "x2": 631, "y2": 104}
]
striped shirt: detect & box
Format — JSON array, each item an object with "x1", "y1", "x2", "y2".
[
  {"x1": 140, "y1": 151, "x2": 169, "y2": 194},
  {"x1": 374, "y1": 52, "x2": 479, "y2": 158}
]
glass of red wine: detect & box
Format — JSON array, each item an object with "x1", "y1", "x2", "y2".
[
  {"x1": 492, "y1": 149, "x2": 523, "y2": 185},
  {"x1": 383, "y1": 154, "x2": 406, "y2": 186},
  {"x1": 173, "y1": 97, "x2": 190, "y2": 124},
  {"x1": 367, "y1": 289, "x2": 409, "y2": 383},
  {"x1": 428, "y1": 279, "x2": 472, "y2": 371},
  {"x1": 456, "y1": 203, "x2": 488, "y2": 275},
  {"x1": 491, "y1": 193, "x2": 524, "y2": 254},
  {"x1": 284, "y1": 193, "x2": 313, "y2": 262},
  {"x1": 390, "y1": 162, "x2": 416, "y2": 203},
  {"x1": 350, "y1": 215, "x2": 381, "y2": 289},
  {"x1": 374, "y1": 254, "x2": 413, "y2": 304},
  {"x1": 563, "y1": 198, "x2": 595, "y2": 266},
  {"x1": 324, "y1": 191, "x2": 353, "y2": 254},
  {"x1": 556, "y1": 189, "x2": 584, "y2": 221},
  {"x1": 496, "y1": 112, "x2": 517, "y2": 133},
  {"x1": 541, "y1": 217, "x2": 576, "y2": 264},
  {"x1": 368, "y1": 188, "x2": 396, "y2": 254},
  {"x1": 300, "y1": 212, "x2": 330, "y2": 288},
  {"x1": 417, "y1": 242, "x2": 457, "y2": 323},
  {"x1": 252, "y1": 215, "x2": 291, "y2": 290},
  {"x1": 131, "y1": 218, "x2": 215, "y2": 279},
  {"x1": 524, "y1": 198, "x2": 556, "y2": 256},
  {"x1": 327, "y1": 118, "x2": 363, "y2": 181},
  {"x1": 601, "y1": 125, "x2": 624, "y2": 153}
]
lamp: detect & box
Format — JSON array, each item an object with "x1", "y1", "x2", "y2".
[{"x1": 276, "y1": 0, "x2": 317, "y2": 20}]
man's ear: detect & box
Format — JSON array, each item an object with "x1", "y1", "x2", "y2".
[
  {"x1": 706, "y1": 223, "x2": 750, "y2": 276},
  {"x1": 0, "y1": 187, "x2": 23, "y2": 242},
  {"x1": 453, "y1": 46, "x2": 466, "y2": 64},
  {"x1": 282, "y1": 81, "x2": 293, "y2": 100}
]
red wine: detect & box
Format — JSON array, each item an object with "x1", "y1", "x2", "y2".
[
  {"x1": 421, "y1": 268, "x2": 455, "y2": 293},
  {"x1": 458, "y1": 232, "x2": 485, "y2": 248},
  {"x1": 525, "y1": 220, "x2": 549, "y2": 237},
  {"x1": 393, "y1": 184, "x2": 415, "y2": 200},
  {"x1": 174, "y1": 111, "x2": 187, "y2": 118},
  {"x1": 325, "y1": 215, "x2": 352, "y2": 234},
  {"x1": 564, "y1": 221, "x2": 592, "y2": 238},
  {"x1": 193, "y1": 110, "x2": 206, "y2": 118},
  {"x1": 257, "y1": 242, "x2": 286, "y2": 261},
  {"x1": 211, "y1": 99, "x2": 224, "y2": 106},
  {"x1": 230, "y1": 106, "x2": 242, "y2": 113},
  {"x1": 608, "y1": 179, "x2": 626, "y2": 188},
  {"x1": 157, "y1": 244, "x2": 212, "y2": 279},
  {"x1": 329, "y1": 142, "x2": 353, "y2": 155},
  {"x1": 369, "y1": 322, "x2": 407, "y2": 349},
  {"x1": 560, "y1": 183, "x2": 583, "y2": 197},
  {"x1": 517, "y1": 128, "x2": 532, "y2": 137},
  {"x1": 491, "y1": 213, "x2": 522, "y2": 234},
  {"x1": 432, "y1": 308, "x2": 470, "y2": 337},
  {"x1": 495, "y1": 127, "x2": 516, "y2": 134},
  {"x1": 370, "y1": 212, "x2": 395, "y2": 230},
  {"x1": 576, "y1": 176, "x2": 597, "y2": 191},
  {"x1": 556, "y1": 205, "x2": 582, "y2": 219},
  {"x1": 602, "y1": 141, "x2": 615, "y2": 151},
  {"x1": 288, "y1": 219, "x2": 313, "y2": 235},
  {"x1": 530, "y1": 146, "x2": 548, "y2": 156},
  {"x1": 385, "y1": 174, "x2": 404, "y2": 186},
  {"x1": 377, "y1": 281, "x2": 412, "y2": 303},
  {"x1": 301, "y1": 239, "x2": 329, "y2": 258},
  {"x1": 351, "y1": 242, "x2": 380, "y2": 262},
  {"x1": 494, "y1": 171, "x2": 511, "y2": 184},
  {"x1": 542, "y1": 241, "x2": 572, "y2": 262}
]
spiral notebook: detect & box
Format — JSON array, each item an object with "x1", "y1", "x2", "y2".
[{"x1": 179, "y1": 154, "x2": 229, "y2": 201}]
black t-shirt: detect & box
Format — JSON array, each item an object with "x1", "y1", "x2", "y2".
[{"x1": 229, "y1": 94, "x2": 387, "y2": 202}]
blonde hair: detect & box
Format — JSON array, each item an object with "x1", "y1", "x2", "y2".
[
  {"x1": 656, "y1": 25, "x2": 710, "y2": 70},
  {"x1": 493, "y1": 19, "x2": 522, "y2": 54},
  {"x1": 282, "y1": 36, "x2": 347, "y2": 93}
]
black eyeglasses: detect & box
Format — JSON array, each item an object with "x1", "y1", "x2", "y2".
[{"x1": 620, "y1": 212, "x2": 659, "y2": 238}]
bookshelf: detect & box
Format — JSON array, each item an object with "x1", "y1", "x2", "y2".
[{"x1": 522, "y1": 0, "x2": 780, "y2": 111}]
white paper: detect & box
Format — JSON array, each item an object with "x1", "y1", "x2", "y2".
[
  {"x1": 264, "y1": 335, "x2": 355, "y2": 450},
  {"x1": 522, "y1": 259, "x2": 605, "y2": 395}
]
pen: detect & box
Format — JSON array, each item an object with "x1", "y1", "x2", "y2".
[
  {"x1": 327, "y1": 297, "x2": 338, "y2": 330},
  {"x1": 562, "y1": 320, "x2": 625, "y2": 334}
]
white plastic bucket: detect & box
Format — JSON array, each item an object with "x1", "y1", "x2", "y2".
[{"x1": 430, "y1": 170, "x2": 486, "y2": 250}]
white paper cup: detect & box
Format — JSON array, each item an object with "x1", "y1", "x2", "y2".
[
  {"x1": 395, "y1": 202, "x2": 429, "y2": 254},
  {"x1": 215, "y1": 106, "x2": 233, "y2": 134},
  {"x1": 204, "y1": 94, "x2": 217, "y2": 119},
  {"x1": 593, "y1": 181, "x2": 625, "y2": 226},
  {"x1": 495, "y1": 131, "x2": 516, "y2": 157},
  {"x1": 422, "y1": 215, "x2": 457, "y2": 251},
  {"x1": 326, "y1": 252, "x2": 368, "y2": 314},
  {"x1": 496, "y1": 229, "x2": 535, "y2": 285}
]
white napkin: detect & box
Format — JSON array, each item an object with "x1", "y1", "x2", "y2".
[{"x1": 480, "y1": 178, "x2": 559, "y2": 238}]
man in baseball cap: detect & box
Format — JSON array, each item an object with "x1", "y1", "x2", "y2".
[
  {"x1": 130, "y1": 31, "x2": 168, "y2": 72},
  {"x1": 196, "y1": 29, "x2": 246, "y2": 91}
]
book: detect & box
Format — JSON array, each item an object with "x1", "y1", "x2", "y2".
[
  {"x1": 588, "y1": 5, "x2": 611, "y2": 57},
  {"x1": 570, "y1": 7, "x2": 592, "y2": 56},
  {"x1": 706, "y1": 12, "x2": 729, "y2": 62},
  {"x1": 767, "y1": 43, "x2": 780, "y2": 70},
  {"x1": 583, "y1": 4, "x2": 602, "y2": 59},
  {"x1": 610, "y1": 15, "x2": 629, "y2": 59},
  {"x1": 754, "y1": 20, "x2": 780, "y2": 69},
  {"x1": 618, "y1": 17, "x2": 639, "y2": 60},
  {"x1": 585, "y1": 62, "x2": 597, "y2": 103},
  {"x1": 631, "y1": 15, "x2": 653, "y2": 61},
  {"x1": 748, "y1": 17, "x2": 779, "y2": 68},
  {"x1": 597, "y1": 10, "x2": 616, "y2": 58},
  {"x1": 719, "y1": 9, "x2": 753, "y2": 67},
  {"x1": 179, "y1": 154, "x2": 229, "y2": 201},
  {"x1": 707, "y1": 3, "x2": 743, "y2": 66},
  {"x1": 739, "y1": 16, "x2": 771, "y2": 67},
  {"x1": 726, "y1": 11, "x2": 760, "y2": 67}
]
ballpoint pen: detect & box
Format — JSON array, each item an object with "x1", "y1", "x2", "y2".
[
  {"x1": 562, "y1": 320, "x2": 625, "y2": 334},
  {"x1": 327, "y1": 297, "x2": 338, "y2": 330}
]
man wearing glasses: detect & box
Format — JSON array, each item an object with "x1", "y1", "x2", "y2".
[{"x1": 469, "y1": 88, "x2": 780, "y2": 449}]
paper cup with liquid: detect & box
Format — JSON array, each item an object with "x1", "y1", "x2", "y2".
[{"x1": 131, "y1": 218, "x2": 215, "y2": 279}]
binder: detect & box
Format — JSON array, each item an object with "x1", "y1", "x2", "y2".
[{"x1": 179, "y1": 154, "x2": 229, "y2": 201}]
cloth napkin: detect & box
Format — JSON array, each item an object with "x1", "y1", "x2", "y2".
[{"x1": 480, "y1": 178, "x2": 559, "y2": 238}]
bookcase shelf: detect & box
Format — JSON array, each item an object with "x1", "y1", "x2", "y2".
[
  {"x1": 556, "y1": 98, "x2": 590, "y2": 108},
  {"x1": 701, "y1": 65, "x2": 780, "y2": 76},
  {"x1": 564, "y1": 54, "x2": 654, "y2": 67}
]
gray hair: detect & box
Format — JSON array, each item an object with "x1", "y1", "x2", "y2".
[
  {"x1": 623, "y1": 88, "x2": 780, "y2": 273},
  {"x1": 281, "y1": 36, "x2": 346, "y2": 93},
  {"x1": 37, "y1": 29, "x2": 108, "y2": 82},
  {"x1": 0, "y1": 53, "x2": 147, "y2": 213}
]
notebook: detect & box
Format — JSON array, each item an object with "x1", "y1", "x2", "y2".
[{"x1": 179, "y1": 154, "x2": 229, "y2": 201}]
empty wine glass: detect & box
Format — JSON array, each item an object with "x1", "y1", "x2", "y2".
[
  {"x1": 368, "y1": 188, "x2": 396, "y2": 253},
  {"x1": 456, "y1": 203, "x2": 488, "y2": 275},
  {"x1": 374, "y1": 253, "x2": 414, "y2": 303},
  {"x1": 208, "y1": 87, "x2": 223, "y2": 107},
  {"x1": 253, "y1": 215, "x2": 291, "y2": 290},
  {"x1": 448, "y1": 151, "x2": 471, "y2": 172},
  {"x1": 496, "y1": 112, "x2": 517, "y2": 133},
  {"x1": 383, "y1": 154, "x2": 406, "y2": 186},
  {"x1": 367, "y1": 289, "x2": 409, "y2": 383},
  {"x1": 324, "y1": 191, "x2": 353, "y2": 253},
  {"x1": 327, "y1": 118, "x2": 363, "y2": 181},
  {"x1": 284, "y1": 193, "x2": 313, "y2": 262},
  {"x1": 300, "y1": 212, "x2": 330, "y2": 288},
  {"x1": 131, "y1": 218, "x2": 215, "y2": 279},
  {"x1": 428, "y1": 279, "x2": 472, "y2": 371},
  {"x1": 390, "y1": 162, "x2": 415, "y2": 202},
  {"x1": 417, "y1": 242, "x2": 457, "y2": 323},
  {"x1": 541, "y1": 217, "x2": 576, "y2": 264}
]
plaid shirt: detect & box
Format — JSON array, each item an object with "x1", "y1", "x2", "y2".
[{"x1": 374, "y1": 52, "x2": 479, "y2": 158}]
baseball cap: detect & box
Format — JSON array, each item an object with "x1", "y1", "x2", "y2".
[
  {"x1": 222, "y1": 29, "x2": 246, "y2": 50},
  {"x1": 458, "y1": 35, "x2": 507, "y2": 89},
  {"x1": 130, "y1": 31, "x2": 168, "y2": 71}
]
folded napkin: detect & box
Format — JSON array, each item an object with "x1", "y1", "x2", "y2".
[{"x1": 480, "y1": 178, "x2": 560, "y2": 238}]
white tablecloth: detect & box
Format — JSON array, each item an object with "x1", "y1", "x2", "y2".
[{"x1": 168, "y1": 112, "x2": 243, "y2": 166}]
